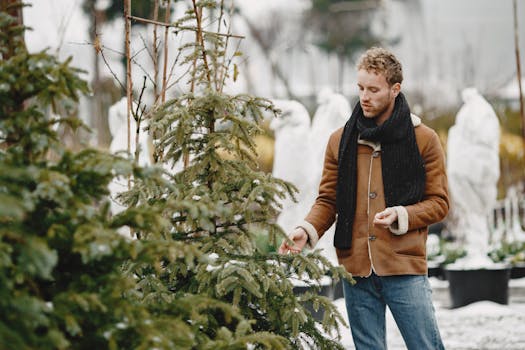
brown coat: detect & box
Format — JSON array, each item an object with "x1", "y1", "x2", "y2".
[{"x1": 301, "y1": 116, "x2": 449, "y2": 277}]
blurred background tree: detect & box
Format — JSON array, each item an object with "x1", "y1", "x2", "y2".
[{"x1": 306, "y1": 0, "x2": 386, "y2": 92}]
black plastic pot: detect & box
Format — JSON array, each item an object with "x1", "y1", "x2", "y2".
[
  {"x1": 333, "y1": 279, "x2": 344, "y2": 300},
  {"x1": 444, "y1": 267, "x2": 511, "y2": 308},
  {"x1": 293, "y1": 282, "x2": 334, "y2": 321},
  {"x1": 510, "y1": 262, "x2": 525, "y2": 279},
  {"x1": 427, "y1": 262, "x2": 445, "y2": 280}
]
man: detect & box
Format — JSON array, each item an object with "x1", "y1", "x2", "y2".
[{"x1": 279, "y1": 47, "x2": 449, "y2": 350}]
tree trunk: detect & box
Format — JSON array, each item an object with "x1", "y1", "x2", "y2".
[
  {"x1": 1, "y1": 0, "x2": 25, "y2": 149},
  {"x1": 1, "y1": 0, "x2": 25, "y2": 59}
]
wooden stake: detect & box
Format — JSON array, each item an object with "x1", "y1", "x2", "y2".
[
  {"x1": 153, "y1": 0, "x2": 160, "y2": 102},
  {"x1": 513, "y1": 0, "x2": 525, "y2": 168},
  {"x1": 161, "y1": 0, "x2": 171, "y2": 103},
  {"x1": 124, "y1": 0, "x2": 133, "y2": 176}
]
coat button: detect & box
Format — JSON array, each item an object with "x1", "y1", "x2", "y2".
[
  {"x1": 372, "y1": 151, "x2": 380, "y2": 158},
  {"x1": 369, "y1": 192, "x2": 377, "y2": 199},
  {"x1": 369, "y1": 235, "x2": 377, "y2": 241}
]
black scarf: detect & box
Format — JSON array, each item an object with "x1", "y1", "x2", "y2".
[{"x1": 334, "y1": 93, "x2": 426, "y2": 249}]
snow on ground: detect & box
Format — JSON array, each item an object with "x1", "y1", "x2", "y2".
[{"x1": 330, "y1": 278, "x2": 525, "y2": 350}]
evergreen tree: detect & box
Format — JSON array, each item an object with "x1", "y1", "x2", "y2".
[
  {"x1": 0, "y1": 3, "x2": 273, "y2": 349},
  {"x1": 0, "y1": 1, "x2": 353, "y2": 348},
  {"x1": 123, "y1": 1, "x2": 353, "y2": 348}
]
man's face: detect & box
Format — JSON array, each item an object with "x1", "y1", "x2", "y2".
[{"x1": 357, "y1": 69, "x2": 400, "y2": 125}]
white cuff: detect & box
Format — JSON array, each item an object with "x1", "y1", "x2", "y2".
[
  {"x1": 389, "y1": 206, "x2": 409, "y2": 235},
  {"x1": 297, "y1": 221, "x2": 319, "y2": 249}
]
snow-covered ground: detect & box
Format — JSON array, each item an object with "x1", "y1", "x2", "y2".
[{"x1": 331, "y1": 277, "x2": 525, "y2": 349}]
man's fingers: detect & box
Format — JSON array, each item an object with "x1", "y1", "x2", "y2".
[
  {"x1": 278, "y1": 228, "x2": 308, "y2": 255},
  {"x1": 278, "y1": 242, "x2": 290, "y2": 254},
  {"x1": 373, "y1": 209, "x2": 397, "y2": 228},
  {"x1": 375, "y1": 209, "x2": 391, "y2": 220},
  {"x1": 278, "y1": 244, "x2": 299, "y2": 255},
  {"x1": 278, "y1": 240, "x2": 301, "y2": 254}
]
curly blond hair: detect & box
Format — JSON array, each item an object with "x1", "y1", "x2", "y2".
[{"x1": 357, "y1": 47, "x2": 403, "y2": 86}]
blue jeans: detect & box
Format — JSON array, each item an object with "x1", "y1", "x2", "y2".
[{"x1": 342, "y1": 273, "x2": 444, "y2": 350}]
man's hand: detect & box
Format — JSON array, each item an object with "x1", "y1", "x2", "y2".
[
  {"x1": 278, "y1": 227, "x2": 308, "y2": 254},
  {"x1": 373, "y1": 207, "x2": 398, "y2": 228}
]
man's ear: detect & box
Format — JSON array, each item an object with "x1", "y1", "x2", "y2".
[{"x1": 391, "y1": 82, "x2": 401, "y2": 97}]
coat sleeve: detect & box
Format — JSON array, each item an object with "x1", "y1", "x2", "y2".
[
  {"x1": 300, "y1": 131, "x2": 340, "y2": 245},
  {"x1": 405, "y1": 128, "x2": 449, "y2": 230}
]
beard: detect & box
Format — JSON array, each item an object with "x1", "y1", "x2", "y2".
[
  {"x1": 361, "y1": 102, "x2": 389, "y2": 118},
  {"x1": 360, "y1": 93, "x2": 395, "y2": 119}
]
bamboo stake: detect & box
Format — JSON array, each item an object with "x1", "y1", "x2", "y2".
[
  {"x1": 124, "y1": 0, "x2": 137, "y2": 238},
  {"x1": 125, "y1": 0, "x2": 133, "y2": 156},
  {"x1": 513, "y1": 0, "x2": 525, "y2": 169},
  {"x1": 153, "y1": 0, "x2": 160, "y2": 102},
  {"x1": 161, "y1": 0, "x2": 171, "y2": 103},
  {"x1": 189, "y1": 9, "x2": 199, "y2": 94},
  {"x1": 215, "y1": 0, "x2": 225, "y2": 90},
  {"x1": 185, "y1": 2, "x2": 200, "y2": 170}
]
